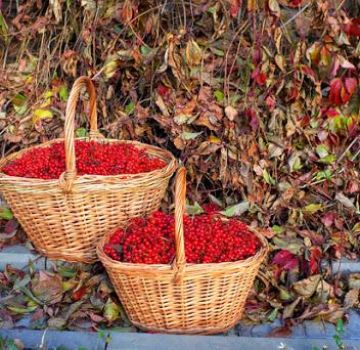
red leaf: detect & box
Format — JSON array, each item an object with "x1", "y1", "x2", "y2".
[
  {"x1": 340, "y1": 85, "x2": 351, "y2": 104},
  {"x1": 323, "y1": 107, "x2": 339, "y2": 118},
  {"x1": 300, "y1": 65, "x2": 316, "y2": 81},
  {"x1": 252, "y1": 48, "x2": 262, "y2": 65},
  {"x1": 287, "y1": 86, "x2": 299, "y2": 102},
  {"x1": 245, "y1": 108, "x2": 259, "y2": 131},
  {"x1": 321, "y1": 212, "x2": 336, "y2": 228},
  {"x1": 156, "y1": 85, "x2": 170, "y2": 98},
  {"x1": 229, "y1": 0, "x2": 242, "y2": 18},
  {"x1": 344, "y1": 19, "x2": 360, "y2": 37},
  {"x1": 344, "y1": 77, "x2": 357, "y2": 95},
  {"x1": 251, "y1": 67, "x2": 267, "y2": 86},
  {"x1": 272, "y1": 250, "x2": 299, "y2": 271},
  {"x1": 289, "y1": 0, "x2": 305, "y2": 6},
  {"x1": 265, "y1": 95, "x2": 276, "y2": 111},
  {"x1": 309, "y1": 247, "x2": 322, "y2": 275},
  {"x1": 329, "y1": 78, "x2": 343, "y2": 106},
  {"x1": 299, "y1": 115, "x2": 310, "y2": 127},
  {"x1": 72, "y1": 286, "x2": 87, "y2": 301}
]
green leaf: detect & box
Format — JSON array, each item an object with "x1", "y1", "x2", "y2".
[
  {"x1": 316, "y1": 144, "x2": 329, "y2": 158},
  {"x1": 125, "y1": 101, "x2": 135, "y2": 115},
  {"x1": 319, "y1": 154, "x2": 336, "y2": 165},
  {"x1": 3, "y1": 339, "x2": 18, "y2": 350},
  {"x1": 315, "y1": 169, "x2": 333, "y2": 181},
  {"x1": 288, "y1": 153, "x2": 302, "y2": 172},
  {"x1": 181, "y1": 131, "x2": 203, "y2": 140},
  {"x1": 97, "y1": 330, "x2": 106, "y2": 339},
  {"x1": 336, "y1": 319, "x2": 344, "y2": 334},
  {"x1": 186, "y1": 201, "x2": 204, "y2": 215},
  {"x1": 0, "y1": 207, "x2": 13, "y2": 220},
  {"x1": 267, "y1": 308, "x2": 278, "y2": 321},
  {"x1": 210, "y1": 47, "x2": 224, "y2": 57},
  {"x1": 12, "y1": 93, "x2": 28, "y2": 115},
  {"x1": 174, "y1": 114, "x2": 197, "y2": 125},
  {"x1": 214, "y1": 90, "x2": 224, "y2": 103},
  {"x1": 221, "y1": 201, "x2": 249, "y2": 217},
  {"x1": 272, "y1": 236, "x2": 303, "y2": 254},
  {"x1": 57, "y1": 266, "x2": 77, "y2": 278},
  {"x1": 263, "y1": 169, "x2": 276, "y2": 185},
  {"x1": 207, "y1": 6, "x2": 217, "y2": 14},
  {"x1": 0, "y1": 10, "x2": 8, "y2": 37},
  {"x1": 279, "y1": 287, "x2": 293, "y2": 302},
  {"x1": 75, "y1": 128, "x2": 88, "y2": 138},
  {"x1": 13, "y1": 275, "x2": 31, "y2": 291},
  {"x1": 59, "y1": 85, "x2": 69, "y2": 101},
  {"x1": 303, "y1": 203, "x2": 323, "y2": 214},
  {"x1": 104, "y1": 298, "x2": 120, "y2": 322},
  {"x1": 140, "y1": 45, "x2": 152, "y2": 56},
  {"x1": 7, "y1": 304, "x2": 38, "y2": 314},
  {"x1": 271, "y1": 225, "x2": 284, "y2": 234}
]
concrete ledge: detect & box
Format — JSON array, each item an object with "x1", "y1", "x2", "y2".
[
  {"x1": 1, "y1": 329, "x2": 359, "y2": 350},
  {"x1": 2, "y1": 244, "x2": 360, "y2": 274}
]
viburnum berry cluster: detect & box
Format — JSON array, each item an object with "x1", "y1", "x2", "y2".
[
  {"x1": 2, "y1": 141, "x2": 166, "y2": 179},
  {"x1": 104, "y1": 211, "x2": 261, "y2": 264}
]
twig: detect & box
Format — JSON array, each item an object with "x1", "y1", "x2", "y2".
[
  {"x1": 39, "y1": 328, "x2": 48, "y2": 350},
  {"x1": 352, "y1": 147, "x2": 360, "y2": 162},
  {"x1": 337, "y1": 135, "x2": 360, "y2": 163},
  {"x1": 280, "y1": 2, "x2": 312, "y2": 29}
]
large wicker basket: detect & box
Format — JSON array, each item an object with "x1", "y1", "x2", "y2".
[
  {"x1": 0, "y1": 77, "x2": 177, "y2": 263},
  {"x1": 97, "y1": 167, "x2": 268, "y2": 334}
]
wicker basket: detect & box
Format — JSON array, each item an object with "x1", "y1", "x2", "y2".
[
  {"x1": 0, "y1": 77, "x2": 177, "y2": 263},
  {"x1": 97, "y1": 167, "x2": 268, "y2": 334}
]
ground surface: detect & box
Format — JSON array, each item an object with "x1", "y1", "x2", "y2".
[{"x1": 1, "y1": 244, "x2": 360, "y2": 350}]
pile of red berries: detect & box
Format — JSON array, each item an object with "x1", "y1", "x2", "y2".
[
  {"x1": 104, "y1": 211, "x2": 261, "y2": 264},
  {"x1": 2, "y1": 141, "x2": 166, "y2": 179}
]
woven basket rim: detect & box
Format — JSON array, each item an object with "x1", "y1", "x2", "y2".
[
  {"x1": 0, "y1": 137, "x2": 177, "y2": 184},
  {"x1": 97, "y1": 219, "x2": 269, "y2": 273}
]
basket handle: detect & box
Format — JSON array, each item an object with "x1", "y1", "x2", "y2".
[
  {"x1": 173, "y1": 166, "x2": 187, "y2": 281},
  {"x1": 60, "y1": 76, "x2": 101, "y2": 192}
]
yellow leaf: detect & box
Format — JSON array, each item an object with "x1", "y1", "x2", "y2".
[
  {"x1": 209, "y1": 135, "x2": 221, "y2": 143},
  {"x1": 185, "y1": 40, "x2": 202, "y2": 67},
  {"x1": 102, "y1": 56, "x2": 119, "y2": 80},
  {"x1": 268, "y1": 0, "x2": 280, "y2": 16},
  {"x1": 32, "y1": 109, "x2": 53, "y2": 123},
  {"x1": 275, "y1": 54, "x2": 286, "y2": 72}
]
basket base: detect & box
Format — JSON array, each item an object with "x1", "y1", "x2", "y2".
[{"x1": 131, "y1": 317, "x2": 242, "y2": 335}]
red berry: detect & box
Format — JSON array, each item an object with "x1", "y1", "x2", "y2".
[
  {"x1": 104, "y1": 212, "x2": 261, "y2": 264},
  {"x1": 2, "y1": 141, "x2": 166, "y2": 179}
]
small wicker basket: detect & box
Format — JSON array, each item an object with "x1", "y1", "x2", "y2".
[
  {"x1": 0, "y1": 77, "x2": 177, "y2": 263},
  {"x1": 97, "y1": 167, "x2": 268, "y2": 334}
]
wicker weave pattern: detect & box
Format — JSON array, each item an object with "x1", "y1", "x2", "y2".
[
  {"x1": 0, "y1": 77, "x2": 176, "y2": 263},
  {"x1": 97, "y1": 168, "x2": 268, "y2": 334}
]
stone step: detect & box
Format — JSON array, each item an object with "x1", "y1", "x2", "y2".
[
  {"x1": 2, "y1": 244, "x2": 360, "y2": 274},
  {"x1": 1, "y1": 329, "x2": 359, "y2": 350}
]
